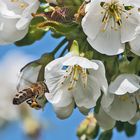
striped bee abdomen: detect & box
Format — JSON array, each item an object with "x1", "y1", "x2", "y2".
[{"x1": 13, "y1": 88, "x2": 34, "y2": 105}]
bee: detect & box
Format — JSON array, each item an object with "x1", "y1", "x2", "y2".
[
  {"x1": 13, "y1": 81, "x2": 49, "y2": 109},
  {"x1": 13, "y1": 81, "x2": 48, "y2": 105},
  {"x1": 12, "y1": 60, "x2": 50, "y2": 110}
]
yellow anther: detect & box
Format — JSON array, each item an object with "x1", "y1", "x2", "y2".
[
  {"x1": 100, "y1": 0, "x2": 133, "y2": 31},
  {"x1": 63, "y1": 65, "x2": 88, "y2": 91}
]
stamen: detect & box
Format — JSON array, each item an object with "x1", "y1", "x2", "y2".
[
  {"x1": 100, "y1": 0, "x2": 134, "y2": 31},
  {"x1": 61, "y1": 65, "x2": 88, "y2": 91}
]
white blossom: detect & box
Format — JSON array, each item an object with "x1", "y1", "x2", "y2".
[
  {"x1": 129, "y1": 34, "x2": 140, "y2": 56},
  {"x1": 129, "y1": 112, "x2": 140, "y2": 125},
  {"x1": 82, "y1": 0, "x2": 140, "y2": 55},
  {"x1": 101, "y1": 74, "x2": 140, "y2": 122},
  {"x1": 45, "y1": 53, "x2": 108, "y2": 119},
  {"x1": 0, "y1": 0, "x2": 40, "y2": 45}
]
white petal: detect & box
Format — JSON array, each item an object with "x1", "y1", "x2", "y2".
[
  {"x1": 45, "y1": 68, "x2": 73, "y2": 107},
  {"x1": 17, "y1": 64, "x2": 42, "y2": 91},
  {"x1": 53, "y1": 100, "x2": 75, "y2": 119},
  {"x1": 121, "y1": 0, "x2": 130, "y2": 3},
  {"x1": 0, "y1": 18, "x2": 28, "y2": 44},
  {"x1": 22, "y1": 0, "x2": 40, "y2": 17},
  {"x1": 95, "y1": 107, "x2": 116, "y2": 130},
  {"x1": 16, "y1": 17, "x2": 30, "y2": 30},
  {"x1": 0, "y1": 1, "x2": 21, "y2": 19},
  {"x1": 130, "y1": 35, "x2": 140, "y2": 56},
  {"x1": 16, "y1": 0, "x2": 40, "y2": 30},
  {"x1": 45, "y1": 53, "x2": 72, "y2": 71},
  {"x1": 109, "y1": 74, "x2": 140, "y2": 95},
  {"x1": 121, "y1": 8, "x2": 140, "y2": 43},
  {"x1": 135, "y1": 91, "x2": 140, "y2": 104},
  {"x1": 45, "y1": 88, "x2": 73, "y2": 107},
  {"x1": 101, "y1": 94, "x2": 114, "y2": 109},
  {"x1": 129, "y1": 0, "x2": 140, "y2": 7},
  {"x1": 73, "y1": 76, "x2": 101, "y2": 109},
  {"x1": 82, "y1": 0, "x2": 103, "y2": 40},
  {"x1": 105, "y1": 95, "x2": 137, "y2": 121},
  {"x1": 89, "y1": 60, "x2": 108, "y2": 94},
  {"x1": 87, "y1": 22, "x2": 125, "y2": 56},
  {"x1": 63, "y1": 56, "x2": 99, "y2": 70},
  {"x1": 129, "y1": 112, "x2": 140, "y2": 125}
]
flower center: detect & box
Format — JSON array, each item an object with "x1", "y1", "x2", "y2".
[
  {"x1": 62, "y1": 65, "x2": 88, "y2": 90},
  {"x1": 119, "y1": 94, "x2": 135, "y2": 104},
  {"x1": 10, "y1": 0, "x2": 29, "y2": 9},
  {"x1": 119, "y1": 94, "x2": 129, "y2": 101},
  {"x1": 100, "y1": 0, "x2": 133, "y2": 31}
]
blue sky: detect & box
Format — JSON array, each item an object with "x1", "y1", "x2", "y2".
[{"x1": 0, "y1": 32, "x2": 140, "y2": 140}]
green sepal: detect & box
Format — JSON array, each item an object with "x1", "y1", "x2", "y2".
[{"x1": 124, "y1": 122, "x2": 136, "y2": 137}]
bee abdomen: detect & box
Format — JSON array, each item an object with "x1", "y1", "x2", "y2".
[{"x1": 13, "y1": 88, "x2": 34, "y2": 105}]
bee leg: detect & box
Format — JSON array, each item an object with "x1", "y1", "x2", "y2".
[{"x1": 26, "y1": 99, "x2": 33, "y2": 107}]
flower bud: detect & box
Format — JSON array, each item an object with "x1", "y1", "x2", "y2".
[
  {"x1": 77, "y1": 114, "x2": 99, "y2": 140},
  {"x1": 23, "y1": 117, "x2": 41, "y2": 137}
]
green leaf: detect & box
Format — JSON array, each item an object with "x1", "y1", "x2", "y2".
[
  {"x1": 38, "y1": 21, "x2": 80, "y2": 39},
  {"x1": 39, "y1": 0, "x2": 47, "y2": 3}
]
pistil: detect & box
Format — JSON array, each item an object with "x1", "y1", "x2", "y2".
[{"x1": 62, "y1": 65, "x2": 88, "y2": 90}]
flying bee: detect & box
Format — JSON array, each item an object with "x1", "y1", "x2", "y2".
[
  {"x1": 13, "y1": 81, "x2": 49, "y2": 110},
  {"x1": 12, "y1": 62, "x2": 49, "y2": 109}
]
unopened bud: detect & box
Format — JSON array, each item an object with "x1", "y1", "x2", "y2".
[
  {"x1": 23, "y1": 116, "x2": 41, "y2": 137},
  {"x1": 77, "y1": 114, "x2": 99, "y2": 139},
  {"x1": 70, "y1": 40, "x2": 80, "y2": 56}
]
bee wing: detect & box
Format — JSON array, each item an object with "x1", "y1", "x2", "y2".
[{"x1": 17, "y1": 62, "x2": 42, "y2": 91}]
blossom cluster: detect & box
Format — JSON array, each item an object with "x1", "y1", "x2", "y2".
[{"x1": 0, "y1": 0, "x2": 140, "y2": 135}]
